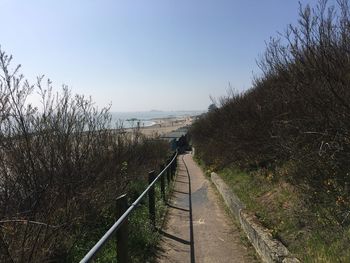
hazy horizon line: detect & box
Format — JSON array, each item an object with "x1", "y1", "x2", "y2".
[{"x1": 110, "y1": 109, "x2": 206, "y2": 113}]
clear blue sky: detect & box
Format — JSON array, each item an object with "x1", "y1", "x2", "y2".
[{"x1": 0, "y1": 0, "x2": 314, "y2": 111}]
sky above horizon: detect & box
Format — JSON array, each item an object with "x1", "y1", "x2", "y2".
[{"x1": 0, "y1": 0, "x2": 316, "y2": 111}]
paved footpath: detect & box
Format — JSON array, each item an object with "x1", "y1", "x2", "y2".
[{"x1": 157, "y1": 153, "x2": 257, "y2": 263}]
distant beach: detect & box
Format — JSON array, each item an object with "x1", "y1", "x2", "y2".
[
  {"x1": 138, "y1": 116, "x2": 194, "y2": 136},
  {"x1": 111, "y1": 111, "x2": 203, "y2": 136}
]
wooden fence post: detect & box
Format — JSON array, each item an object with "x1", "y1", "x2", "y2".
[
  {"x1": 166, "y1": 159, "x2": 171, "y2": 186},
  {"x1": 160, "y1": 164, "x2": 165, "y2": 202},
  {"x1": 148, "y1": 170, "x2": 156, "y2": 229},
  {"x1": 171, "y1": 158, "x2": 175, "y2": 180},
  {"x1": 175, "y1": 156, "x2": 177, "y2": 172},
  {"x1": 116, "y1": 194, "x2": 129, "y2": 263}
]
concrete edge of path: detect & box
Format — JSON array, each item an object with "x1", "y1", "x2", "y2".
[{"x1": 210, "y1": 172, "x2": 301, "y2": 263}]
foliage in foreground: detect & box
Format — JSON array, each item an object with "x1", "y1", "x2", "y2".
[
  {"x1": 69, "y1": 181, "x2": 170, "y2": 263},
  {"x1": 191, "y1": 1, "x2": 350, "y2": 261},
  {"x1": 0, "y1": 49, "x2": 170, "y2": 262}
]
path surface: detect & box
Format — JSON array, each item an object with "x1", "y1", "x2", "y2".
[{"x1": 157, "y1": 153, "x2": 257, "y2": 263}]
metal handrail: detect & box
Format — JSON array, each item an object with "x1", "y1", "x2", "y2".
[{"x1": 80, "y1": 150, "x2": 178, "y2": 263}]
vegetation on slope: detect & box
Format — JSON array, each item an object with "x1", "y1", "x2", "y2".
[
  {"x1": 191, "y1": 1, "x2": 350, "y2": 261},
  {"x1": 0, "y1": 49, "x2": 171, "y2": 262}
]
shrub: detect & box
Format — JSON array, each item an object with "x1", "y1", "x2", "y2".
[
  {"x1": 191, "y1": 0, "x2": 350, "y2": 225},
  {"x1": 0, "y1": 49, "x2": 170, "y2": 262}
]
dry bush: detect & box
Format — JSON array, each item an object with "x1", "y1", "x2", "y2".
[
  {"x1": 0, "y1": 49, "x2": 169, "y2": 262},
  {"x1": 191, "y1": 0, "x2": 350, "y2": 224}
]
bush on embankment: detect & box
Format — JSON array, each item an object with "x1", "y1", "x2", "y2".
[
  {"x1": 191, "y1": 0, "x2": 350, "y2": 261},
  {"x1": 0, "y1": 49, "x2": 170, "y2": 262}
]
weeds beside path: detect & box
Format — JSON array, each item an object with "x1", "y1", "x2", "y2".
[{"x1": 218, "y1": 167, "x2": 350, "y2": 262}]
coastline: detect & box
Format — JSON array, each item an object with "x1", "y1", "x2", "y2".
[{"x1": 125, "y1": 116, "x2": 194, "y2": 136}]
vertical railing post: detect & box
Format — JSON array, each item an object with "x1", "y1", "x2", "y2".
[
  {"x1": 160, "y1": 164, "x2": 165, "y2": 202},
  {"x1": 116, "y1": 194, "x2": 129, "y2": 263},
  {"x1": 148, "y1": 170, "x2": 156, "y2": 229},
  {"x1": 166, "y1": 159, "x2": 171, "y2": 186},
  {"x1": 170, "y1": 160, "x2": 173, "y2": 180},
  {"x1": 171, "y1": 156, "x2": 176, "y2": 180},
  {"x1": 175, "y1": 153, "x2": 177, "y2": 172}
]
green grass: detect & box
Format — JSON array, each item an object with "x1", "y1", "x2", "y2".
[
  {"x1": 68, "y1": 175, "x2": 174, "y2": 263},
  {"x1": 66, "y1": 202, "x2": 118, "y2": 262},
  {"x1": 216, "y1": 166, "x2": 350, "y2": 263}
]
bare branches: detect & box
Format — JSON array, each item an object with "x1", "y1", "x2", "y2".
[
  {"x1": 191, "y1": 0, "x2": 350, "y2": 225},
  {"x1": 0, "y1": 47, "x2": 169, "y2": 261}
]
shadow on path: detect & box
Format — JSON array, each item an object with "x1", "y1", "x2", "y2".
[
  {"x1": 166, "y1": 203, "x2": 190, "y2": 212},
  {"x1": 158, "y1": 229, "x2": 191, "y2": 246},
  {"x1": 181, "y1": 155, "x2": 196, "y2": 263},
  {"x1": 157, "y1": 153, "x2": 195, "y2": 263},
  {"x1": 158, "y1": 153, "x2": 257, "y2": 263},
  {"x1": 171, "y1": 189, "x2": 189, "y2": 195}
]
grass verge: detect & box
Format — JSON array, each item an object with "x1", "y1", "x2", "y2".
[
  {"x1": 68, "y1": 172, "x2": 174, "y2": 263},
  {"x1": 217, "y1": 166, "x2": 350, "y2": 263}
]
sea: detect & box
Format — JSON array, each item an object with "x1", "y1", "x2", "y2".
[{"x1": 111, "y1": 110, "x2": 204, "y2": 129}]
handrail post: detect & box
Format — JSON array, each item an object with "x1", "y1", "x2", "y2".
[
  {"x1": 160, "y1": 164, "x2": 165, "y2": 202},
  {"x1": 171, "y1": 158, "x2": 175, "y2": 180},
  {"x1": 166, "y1": 159, "x2": 171, "y2": 186},
  {"x1": 148, "y1": 170, "x2": 156, "y2": 229},
  {"x1": 170, "y1": 161, "x2": 173, "y2": 180},
  {"x1": 116, "y1": 194, "x2": 129, "y2": 263},
  {"x1": 175, "y1": 154, "x2": 177, "y2": 171}
]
